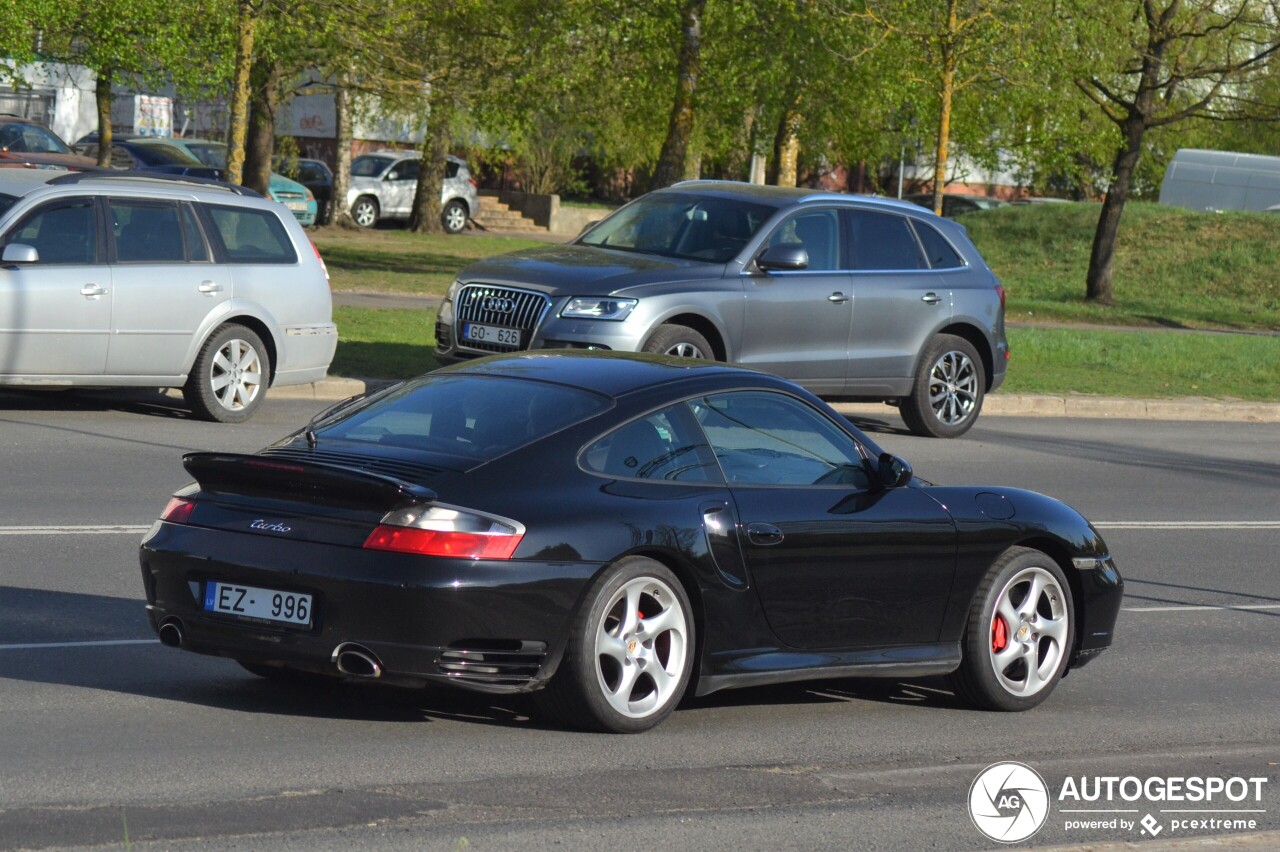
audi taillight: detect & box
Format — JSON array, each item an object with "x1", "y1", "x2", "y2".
[
  {"x1": 364, "y1": 505, "x2": 524, "y2": 559},
  {"x1": 160, "y1": 496, "x2": 197, "y2": 524},
  {"x1": 995, "y1": 283, "x2": 1006, "y2": 312}
]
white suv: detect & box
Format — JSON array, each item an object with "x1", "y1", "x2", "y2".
[
  {"x1": 347, "y1": 152, "x2": 477, "y2": 233},
  {"x1": 0, "y1": 170, "x2": 337, "y2": 422}
]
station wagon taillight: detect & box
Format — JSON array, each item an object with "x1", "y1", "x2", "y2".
[{"x1": 309, "y1": 238, "x2": 329, "y2": 283}]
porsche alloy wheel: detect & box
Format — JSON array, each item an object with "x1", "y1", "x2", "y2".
[
  {"x1": 952, "y1": 547, "x2": 1074, "y2": 711},
  {"x1": 537, "y1": 557, "x2": 694, "y2": 733}
]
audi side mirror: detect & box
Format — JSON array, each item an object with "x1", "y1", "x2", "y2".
[{"x1": 755, "y1": 244, "x2": 809, "y2": 272}]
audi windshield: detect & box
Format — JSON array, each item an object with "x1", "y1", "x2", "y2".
[{"x1": 578, "y1": 194, "x2": 774, "y2": 263}]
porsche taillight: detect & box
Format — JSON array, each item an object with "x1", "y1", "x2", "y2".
[
  {"x1": 363, "y1": 505, "x2": 524, "y2": 559},
  {"x1": 160, "y1": 496, "x2": 197, "y2": 524}
]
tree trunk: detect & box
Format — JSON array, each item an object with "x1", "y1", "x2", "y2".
[
  {"x1": 243, "y1": 58, "x2": 280, "y2": 197},
  {"x1": 932, "y1": 0, "x2": 958, "y2": 216},
  {"x1": 409, "y1": 96, "x2": 451, "y2": 234},
  {"x1": 94, "y1": 67, "x2": 113, "y2": 168},
  {"x1": 331, "y1": 76, "x2": 356, "y2": 228},
  {"x1": 772, "y1": 107, "x2": 801, "y2": 187},
  {"x1": 650, "y1": 0, "x2": 706, "y2": 190},
  {"x1": 1086, "y1": 122, "x2": 1144, "y2": 304},
  {"x1": 225, "y1": 0, "x2": 260, "y2": 186}
]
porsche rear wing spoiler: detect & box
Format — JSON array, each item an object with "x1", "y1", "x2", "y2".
[{"x1": 182, "y1": 452, "x2": 436, "y2": 511}]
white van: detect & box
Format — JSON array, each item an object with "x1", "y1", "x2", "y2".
[{"x1": 1158, "y1": 148, "x2": 1280, "y2": 213}]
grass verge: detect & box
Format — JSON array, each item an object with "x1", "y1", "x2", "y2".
[
  {"x1": 329, "y1": 306, "x2": 438, "y2": 379},
  {"x1": 1001, "y1": 327, "x2": 1280, "y2": 401},
  {"x1": 329, "y1": 306, "x2": 1280, "y2": 401},
  {"x1": 965, "y1": 202, "x2": 1280, "y2": 331},
  {"x1": 313, "y1": 227, "x2": 547, "y2": 296}
]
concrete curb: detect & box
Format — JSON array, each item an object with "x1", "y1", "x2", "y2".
[{"x1": 273, "y1": 379, "x2": 1280, "y2": 423}]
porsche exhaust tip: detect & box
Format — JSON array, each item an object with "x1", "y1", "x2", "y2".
[
  {"x1": 332, "y1": 643, "x2": 382, "y2": 678},
  {"x1": 158, "y1": 618, "x2": 184, "y2": 648}
]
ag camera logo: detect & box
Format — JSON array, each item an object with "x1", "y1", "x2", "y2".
[{"x1": 969, "y1": 762, "x2": 1051, "y2": 843}]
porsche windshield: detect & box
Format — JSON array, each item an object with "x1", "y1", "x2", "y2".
[{"x1": 579, "y1": 194, "x2": 774, "y2": 263}]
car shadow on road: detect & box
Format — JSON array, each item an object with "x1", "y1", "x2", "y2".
[
  {"x1": 0, "y1": 387, "x2": 192, "y2": 419},
  {"x1": 839, "y1": 413, "x2": 910, "y2": 437},
  {"x1": 682, "y1": 675, "x2": 964, "y2": 715},
  {"x1": 0, "y1": 584, "x2": 540, "y2": 728}
]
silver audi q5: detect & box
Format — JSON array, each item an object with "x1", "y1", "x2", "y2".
[{"x1": 436, "y1": 181, "x2": 1008, "y2": 437}]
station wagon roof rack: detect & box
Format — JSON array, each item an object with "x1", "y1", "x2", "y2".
[{"x1": 47, "y1": 170, "x2": 263, "y2": 197}]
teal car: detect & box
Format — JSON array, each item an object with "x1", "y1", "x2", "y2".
[{"x1": 164, "y1": 138, "x2": 318, "y2": 227}]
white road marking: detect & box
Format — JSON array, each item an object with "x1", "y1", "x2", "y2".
[
  {"x1": 0, "y1": 639, "x2": 158, "y2": 651},
  {"x1": 0, "y1": 525, "x2": 150, "y2": 535},
  {"x1": 1123, "y1": 604, "x2": 1280, "y2": 613},
  {"x1": 1096, "y1": 521, "x2": 1280, "y2": 529}
]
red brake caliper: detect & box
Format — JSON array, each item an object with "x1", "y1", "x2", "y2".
[{"x1": 992, "y1": 615, "x2": 1009, "y2": 653}]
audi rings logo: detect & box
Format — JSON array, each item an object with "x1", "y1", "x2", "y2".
[
  {"x1": 481, "y1": 296, "x2": 516, "y2": 313},
  {"x1": 969, "y1": 762, "x2": 1050, "y2": 843}
]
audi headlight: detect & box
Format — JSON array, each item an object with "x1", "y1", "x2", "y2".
[
  {"x1": 445, "y1": 278, "x2": 462, "y2": 303},
  {"x1": 561, "y1": 297, "x2": 638, "y2": 321}
]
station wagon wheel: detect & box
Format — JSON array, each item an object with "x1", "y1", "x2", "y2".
[
  {"x1": 900, "y1": 334, "x2": 985, "y2": 438},
  {"x1": 642, "y1": 324, "x2": 714, "y2": 360},
  {"x1": 441, "y1": 199, "x2": 468, "y2": 234},
  {"x1": 950, "y1": 547, "x2": 1074, "y2": 712},
  {"x1": 183, "y1": 324, "x2": 270, "y2": 423},
  {"x1": 351, "y1": 195, "x2": 379, "y2": 228},
  {"x1": 535, "y1": 556, "x2": 695, "y2": 733}
]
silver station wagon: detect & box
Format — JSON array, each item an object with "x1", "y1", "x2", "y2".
[
  {"x1": 0, "y1": 170, "x2": 337, "y2": 422},
  {"x1": 436, "y1": 182, "x2": 1008, "y2": 437}
]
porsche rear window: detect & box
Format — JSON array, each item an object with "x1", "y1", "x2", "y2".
[{"x1": 319, "y1": 375, "x2": 610, "y2": 461}]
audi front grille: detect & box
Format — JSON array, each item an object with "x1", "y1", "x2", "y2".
[{"x1": 453, "y1": 285, "x2": 550, "y2": 353}]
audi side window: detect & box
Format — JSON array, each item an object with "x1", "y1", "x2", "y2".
[
  {"x1": 764, "y1": 209, "x2": 840, "y2": 271},
  {"x1": 445, "y1": 161, "x2": 460, "y2": 179},
  {"x1": 912, "y1": 220, "x2": 965, "y2": 269},
  {"x1": 689, "y1": 392, "x2": 871, "y2": 488},
  {"x1": 110, "y1": 201, "x2": 186, "y2": 263},
  {"x1": 848, "y1": 210, "x2": 926, "y2": 271},
  {"x1": 2, "y1": 199, "x2": 97, "y2": 264},
  {"x1": 203, "y1": 205, "x2": 298, "y2": 264},
  {"x1": 582, "y1": 406, "x2": 718, "y2": 483}
]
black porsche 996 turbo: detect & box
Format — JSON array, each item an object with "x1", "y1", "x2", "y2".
[{"x1": 139, "y1": 351, "x2": 1122, "y2": 733}]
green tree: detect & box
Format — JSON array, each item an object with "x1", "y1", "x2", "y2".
[{"x1": 1071, "y1": 0, "x2": 1280, "y2": 303}]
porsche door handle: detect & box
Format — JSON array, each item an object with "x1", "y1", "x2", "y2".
[
  {"x1": 921, "y1": 292, "x2": 942, "y2": 305},
  {"x1": 746, "y1": 523, "x2": 784, "y2": 546}
]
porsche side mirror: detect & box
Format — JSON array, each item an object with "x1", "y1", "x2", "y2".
[
  {"x1": 877, "y1": 453, "x2": 913, "y2": 489},
  {"x1": 755, "y1": 244, "x2": 809, "y2": 271}
]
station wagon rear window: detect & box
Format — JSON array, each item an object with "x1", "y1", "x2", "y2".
[{"x1": 203, "y1": 204, "x2": 298, "y2": 264}]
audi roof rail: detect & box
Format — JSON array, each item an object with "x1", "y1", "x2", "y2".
[{"x1": 47, "y1": 170, "x2": 263, "y2": 197}]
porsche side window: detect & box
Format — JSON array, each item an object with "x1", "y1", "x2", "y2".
[
  {"x1": 583, "y1": 406, "x2": 717, "y2": 482},
  {"x1": 690, "y1": 392, "x2": 871, "y2": 488}
]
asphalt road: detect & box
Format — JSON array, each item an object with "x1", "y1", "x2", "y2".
[{"x1": 0, "y1": 388, "x2": 1277, "y2": 851}]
